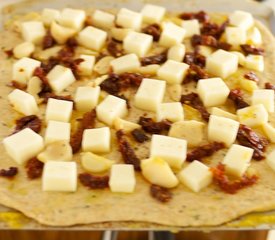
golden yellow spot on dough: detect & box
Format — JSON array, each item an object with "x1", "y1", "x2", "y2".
[
  {"x1": 0, "y1": 212, "x2": 24, "y2": 228},
  {"x1": 229, "y1": 213, "x2": 275, "y2": 227}
]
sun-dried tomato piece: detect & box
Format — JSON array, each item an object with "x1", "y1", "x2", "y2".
[
  {"x1": 4, "y1": 49, "x2": 13, "y2": 58},
  {"x1": 240, "y1": 44, "x2": 264, "y2": 55},
  {"x1": 142, "y1": 23, "x2": 161, "y2": 41},
  {"x1": 211, "y1": 163, "x2": 258, "y2": 194},
  {"x1": 139, "y1": 117, "x2": 171, "y2": 134},
  {"x1": 244, "y1": 72, "x2": 259, "y2": 82},
  {"x1": 265, "y1": 82, "x2": 275, "y2": 90},
  {"x1": 131, "y1": 129, "x2": 149, "y2": 143},
  {"x1": 217, "y1": 42, "x2": 232, "y2": 51},
  {"x1": 119, "y1": 72, "x2": 143, "y2": 88},
  {"x1": 8, "y1": 81, "x2": 27, "y2": 90},
  {"x1": 180, "y1": 93, "x2": 210, "y2": 121},
  {"x1": 228, "y1": 89, "x2": 249, "y2": 110},
  {"x1": 179, "y1": 11, "x2": 209, "y2": 23},
  {"x1": 25, "y1": 158, "x2": 44, "y2": 180},
  {"x1": 187, "y1": 142, "x2": 225, "y2": 162},
  {"x1": 0, "y1": 167, "x2": 18, "y2": 178},
  {"x1": 100, "y1": 73, "x2": 120, "y2": 95},
  {"x1": 184, "y1": 64, "x2": 209, "y2": 83},
  {"x1": 116, "y1": 130, "x2": 141, "y2": 171},
  {"x1": 43, "y1": 30, "x2": 56, "y2": 49},
  {"x1": 79, "y1": 173, "x2": 109, "y2": 189},
  {"x1": 40, "y1": 92, "x2": 73, "y2": 104},
  {"x1": 150, "y1": 184, "x2": 172, "y2": 203},
  {"x1": 201, "y1": 20, "x2": 229, "y2": 39},
  {"x1": 14, "y1": 115, "x2": 42, "y2": 134},
  {"x1": 85, "y1": 16, "x2": 93, "y2": 26},
  {"x1": 191, "y1": 34, "x2": 218, "y2": 48},
  {"x1": 107, "y1": 38, "x2": 124, "y2": 57},
  {"x1": 237, "y1": 124, "x2": 268, "y2": 160},
  {"x1": 141, "y1": 52, "x2": 167, "y2": 66},
  {"x1": 33, "y1": 67, "x2": 49, "y2": 85}
]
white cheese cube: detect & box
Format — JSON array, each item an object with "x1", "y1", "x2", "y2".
[
  {"x1": 77, "y1": 26, "x2": 107, "y2": 51},
  {"x1": 109, "y1": 164, "x2": 136, "y2": 193},
  {"x1": 50, "y1": 21, "x2": 77, "y2": 44},
  {"x1": 12, "y1": 57, "x2": 41, "y2": 84},
  {"x1": 197, "y1": 78, "x2": 230, "y2": 107},
  {"x1": 78, "y1": 55, "x2": 95, "y2": 76},
  {"x1": 229, "y1": 10, "x2": 254, "y2": 30},
  {"x1": 13, "y1": 42, "x2": 35, "y2": 59},
  {"x1": 8, "y1": 89, "x2": 38, "y2": 115},
  {"x1": 141, "y1": 157, "x2": 179, "y2": 188},
  {"x1": 47, "y1": 65, "x2": 76, "y2": 93},
  {"x1": 211, "y1": 107, "x2": 238, "y2": 120},
  {"x1": 58, "y1": 8, "x2": 86, "y2": 30},
  {"x1": 208, "y1": 115, "x2": 240, "y2": 147},
  {"x1": 159, "y1": 22, "x2": 186, "y2": 47},
  {"x1": 156, "y1": 102, "x2": 184, "y2": 122},
  {"x1": 42, "y1": 161, "x2": 77, "y2": 192},
  {"x1": 206, "y1": 49, "x2": 238, "y2": 78},
  {"x1": 116, "y1": 8, "x2": 142, "y2": 30},
  {"x1": 157, "y1": 60, "x2": 189, "y2": 84},
  {"x1": 230, "y1": 51, "x2": 246, "y2": 66},
  {"x1": 225, "y1": 27, "x2": 247, "y2": 46},
  {"x1": 140, "y1": 4, "x2": 166, "y2": 24},
  {"x1": 168, "y1": 120, "x2": 205, "y2": 147},
  {"x1": 178, "y1": 160, "x2": 212, "y2": 192},
  {"x1": 110, "y1": 53, "x2": 141, "y2": 74},
  {"x1": 150, "y1": 134, "x2": 187, "y2": 169},
  {"x1": 45, "y1": 98, "x2": 73, "y2": 122},
  {"x1": 44, "y1": 121, "x2": 71, "y2": 144},
  {"x1": 81, "y1": 152, "x2": 114, "y2": 173},
  {"x1": 223, "y1": 144, "x2": 253, "y2": 177},
  {"x1": 111, "y1": 27, "x2": 134, "y2": 42},
  {"x1": 42, "y1": 8, "x2": 60, "y2": 27},
  {"x1": 167, "y1": 44, "x2": 186, "y2": 62},
  {"x1": 252, "y1": 89, "x2": 274, "y2": 113},
  {"x1": 75, "y1": 86, "x2": 100, "y2": 112},
  {"x1": 181, "y1": 19, "x2": 200, "y2": 38},
  {"x1": 245, "y1": 55, "x2": 264, "y2": 72},
  {"x1": 92, "y1": 10, "x2": 115, "y2": 29},
  {"x1": 262, "y1": 123, "x2": 275, "y2": 143},
  {"x1": 237, "y1": 104, "x2": 268, "y2": 127},
  {"x1": 123, "y1": 31, "x2": 153, "y2": 57},
  {"x1": 266, "y1": 150, "x2": 275, "y2": 173},
  {"x1": 82, "y1": 127, "x2": 111, "y2": 153},
  {"x1": 114, "y1": 118, "x2": 141, "y2": 132},
  {"x1": 21, "y1": 21, "x2": 46, "y2": 44},
  {"x1": 3, "y1": 128, "x2": 44, "y2": 165},
  {"x1": 247, "y1": 27, "x2": 262, "y2": 46},
  {"x1": 96, "y1": 95, "x2": 128, "y2": 125},
  {"x1": 134, "y1": 78, "x2": 166, "y2": 112}
]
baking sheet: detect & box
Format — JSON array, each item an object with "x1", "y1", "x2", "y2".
[{"x1": 0, "y1": 0, "x2": 275, "y2": 230}]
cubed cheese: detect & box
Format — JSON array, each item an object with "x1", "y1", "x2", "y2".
[
  {"x1": 266, "y1": 150, "x2": 275, "y2": 173},
  {"x1": 225, "y1": 27, "x2": 247, "y2": 46},
  {"x1": 82, "y1": 127, "x2": 111, "y2": 153},
  {"x1": 223, "y1": 144, "x2": 254, "y2": 177},
  {"x1": 141, "y1": 157, "x2": 179, "y2": 188},
  {"x1": 178, "y1": 160, "x2": 212, "y2": 192},
  {"x1": 50, "y1": 21, "x2": 77, "y2": 44},
  {"x1": 134, "y1": 78, "x2": 166, "y2": 112},
  {"x1": 181, "y1": 19, "x2": 200, "y2": 38},
  {"x1": 208, "y1": 115, "x2": 240, "y2": 147},
  {"x1": 247, "y1": 27, "x2": 262, "y2": 46},
  {"x1": 109, "y1": 164, "x2": 136, "y2": 193},
  {"x1": 262, "y1": 123, "x2": 275, "y2": 143},
  {"x1": 13, "y1": 42, "x2": 35, "y2": 59},
  {"x1": 74, "y1": 86, "x2": 100, "y2": 112},
  {"x1": 12, "y1": 57, "x2": 41, "y2": 84},
  {"x1": 114, "y1": 118, "x2": 141, "y2": 132},
  {"x1": 47, "y1": 65, "x2": 76, "y2": 93},
  {"x1": 211, "y1": 107, "x2": 238, "y2": 120},
  {"x1": 116, "y1": 8, "x2": 142, "y2": 30},
  {"x1": 42, "y1": 8, "x2": 60, "y2": 26},
  {"x1": 45, "y1": 98, "x2": 73, "y2": 122},
  {"x1": 168, "y1": 120, "x2": 205, "y2": 147},
  {"x1": 58, "y1": 8, "x2": 86, "y2": 30},
  {"x1": 78, "y1": 55, "x2": 95, "y2": 76},
  {"x1": 21, "y1": 21, "x2": 46, "y2": 44},
  {"x1": 206, "y1": 49, "x2": 238, "y2": 78},
  {"x1": 150, "y1": 134, "x2": 187, "y2": 169},
  {"x1": 8, "y1": 89, "x2": 38, "y2": 115},
  {"x1": 111, "y1": 27, "x2": 134, "y2": 42},
  {"x1": 156, "y1": 102, "x2": 184, "y2": 122},
  {"x1": 229, "y1": 10, "x2": 254, "y2": 30},
  {"x1": 252, "y1": 89, "x2": 274, "y2": 113},
  {"x1": 3, "y1": 128, "x2": 44, "y2": 164},
  {"x1": 110, "y1": 53, "x2": 141, "y2": 74},
  {"x1": 92, "y1": 10, "x2": 115, "y2": 29},
  {"x1": 123, "y1": 31, "x2": 153, "y2": 57},
  {"x1": 42, "y1": 161, "x2": 77, "y2": 192},
  {"x1": 77, "y1": 26, "x2": 107, "y2": 51},
  {"x1": 157, "y1": 60, "x2": 189, "y2": 84},
  {"x1": 96, "y1": 95, "x2": 128, "y2": 125},
  {"x1": 230, "y1": 51, "x2": 246, "y2": 66},
  {"x1": 245, "y1": 55, "x2": 264, "y2": 72},
  {"x1": 167, "y1": 44, "x2": 186, "y2": 62},
  {"x1": 197, "y1": 78, "x2": 230, "y2": 107},
  {"x1": 81, "y1": 152, "x2": 114, "y2": 173},
  {"x1": 237, "y1": 104, "x2": 268, "y2": 127},
  {"x1": 140, "y1": 4, "x2": 166, "y2": 24},
  {"x1": 44, "y1": 121, "x2": 71, "y2": 144},
  {"x1": 159, "y1": 22, "x2": 186, "y2": 47}
]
